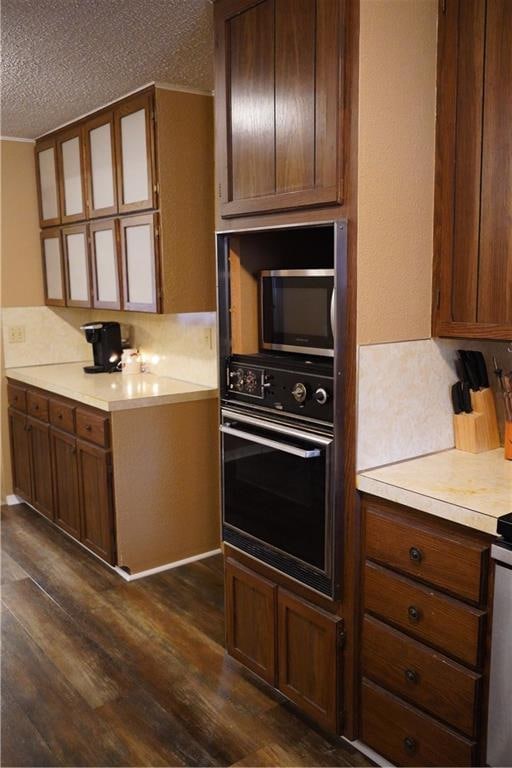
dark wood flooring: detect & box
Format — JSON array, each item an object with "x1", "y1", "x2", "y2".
[{"x1": 1, "y1": 503, "x2": 371, "y2": 768}]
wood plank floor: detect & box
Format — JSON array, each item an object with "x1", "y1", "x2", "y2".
[{"x1": 1, "y1": 503, "x2": 371, "y2": 768}]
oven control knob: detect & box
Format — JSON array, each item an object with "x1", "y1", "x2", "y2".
[
  {"x1": 314, "y1": 387, "x2": 329, "y2": 405},
  {"x1": 292, "y1": 382, "x2": 308, "y2": 403}
]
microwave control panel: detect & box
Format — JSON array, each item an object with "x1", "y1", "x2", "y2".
[{"x1": 225, "y1": 356, "x2": 334, "y2": 423}]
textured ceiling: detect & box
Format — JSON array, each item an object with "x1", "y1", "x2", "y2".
[{"x1": 1, "y1": 0, "x2": 214, "y2": 138}]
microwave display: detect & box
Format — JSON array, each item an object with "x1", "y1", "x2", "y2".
[{"x1": 260, "y1": 269, "x2": 334, "y2": 357}]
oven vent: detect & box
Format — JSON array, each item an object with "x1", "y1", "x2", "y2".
[{"x1": 223, "y1": 527, "x2": 332, "y2": 597}]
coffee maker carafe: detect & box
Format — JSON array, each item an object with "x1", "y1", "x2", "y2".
[{"x1": 80, "y1": 322, "x2": 123, "y2": 374}]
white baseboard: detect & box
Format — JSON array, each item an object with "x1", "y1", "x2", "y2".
[
  {"x1": 5, "y1": 494, "x2": 23, "y2": 505},
  {"x1": 114, "y1": 548, "x2": 222, "y2": 581},
  {"x1": 342, "y1": 738, "x2": 393, "y2": 767}
]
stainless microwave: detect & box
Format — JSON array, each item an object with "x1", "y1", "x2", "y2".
[{"x1": 260, "y1": 269, "x2": 335, "y2": 357}]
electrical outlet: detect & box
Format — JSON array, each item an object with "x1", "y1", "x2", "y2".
[{"x1": 8, "y1": 326, "x2": 25, "y2": 344}]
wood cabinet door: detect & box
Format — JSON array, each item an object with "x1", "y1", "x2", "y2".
[
  {"x1": 83, "y1": 111, "x2": 118, "y2": 218},
  {"x1": 434, "y1": 0, "x2": 512, "y2": 339},
  {"x1": 77, "y1": 440, "x2": 115, "y2": 564},
  {"x1": 114, "y1": 91, "x2": 155, "y2": 214},
  {"x1": 35, "y1": 138, "x2": 61, "y2": 227},
  {"x1": 27, "y1": 417, "x2": 54, "y2": 521},
  {"x1": 119, "y1": 213, "x2": 160, "y2": 312},
  {"x1": 62, "y1": 224, "x2": 91, "y2": 307},
  {"x1": 57, "y1": 126, "x2": 88, "y2": 224},
  {"x1": 225, "y1": 558, "x2": 277, "y2": 685},
  {"x1": 8, "y1": 409, "x2": 32, "y2": 501},
  {"x1": 51, "y1": 428, "x2": 81, "y2": 539},
  {"x1": 41, "y1": 229, "x2": 66, "y2": 307},
  {"x1": 215, "y1": 0, "x2": 343, "y2": 219},
  {"x1": 277, "y1": 589, "x2": 342, "y2": 732},
  {"x1": 90, "y1": 219, "x2": 122, "y2": 310}
]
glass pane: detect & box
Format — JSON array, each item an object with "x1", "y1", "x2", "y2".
[
  {"x1": 125, "y1": 223, "x2": 154, "y2": 305},
  {"x1": 90, "y1": 123, "x2": 114, "y2": 210},
  {"x1": 43, "y1": 238, "x2": 63, "y2": 299},
  {"x1": 94, "y1": 229, "x2": 118, "y2": 303},
  {"x1": 66, "y1": 232, "x2": 89, "y2": 301},
  {"x1": 121, "y1": 109, "x2": 149, "y2": 204},
  {"x1": 38, "y1": 148, "x2": 59, "y2": 220},
  {"x1": 62, "y1": 137, "x2": 83, "y2": 215}
]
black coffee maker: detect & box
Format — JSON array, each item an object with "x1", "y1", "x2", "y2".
[{"x1": 80, "y1": 322, "x2": 123, "y2": 374}]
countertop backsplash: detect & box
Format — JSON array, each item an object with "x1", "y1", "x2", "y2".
[
  {"x1": 357, "y1": 336, "x2": 510, "y2": 472},
  {"x1": 2, "y1": 306, "x2": 218, "y2": 388}
]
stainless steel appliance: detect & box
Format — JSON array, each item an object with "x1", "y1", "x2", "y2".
[
  {"x1": 220, "y1": 405, "x2": 335, "y2": 596},
  {"x1": 80, "y1": 321, "x2": 123, "y2": 374},
  {"x1": 487, "y1": 536, "x2": 512, "y2": 767},
  {"x1": 260, "y1": 268, "x2": 335, "y2": 357}
]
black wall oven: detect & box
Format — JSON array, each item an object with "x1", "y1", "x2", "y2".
[{"x1": 221, "y1": 407, "x2": 334, "y2": 596}]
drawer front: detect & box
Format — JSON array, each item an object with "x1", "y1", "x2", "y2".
[
  {"x1": 49, "y1": 399, "x2": 75, "y2": 434},
  {"x1": 27, "y1": 390, "x2": 49, "y2": 422},
  {"x1": 362, "y1": 615, "x2": 480, "y2": 736},
  {"x1": 361, "y1": 680, "x2": 476, "y2": 767},
  {"x1": 365, "y1": 503, "x2": 487, "y2": 604},
  {"x1": 364, "y1": 562, "x2": 484, "y2": 668},
  {"x1": 76, "y1": 408, "x2": 109, "y2": 447},
  {"x1": 7, "y1": 383, "x2": 27, "y2": 412}
]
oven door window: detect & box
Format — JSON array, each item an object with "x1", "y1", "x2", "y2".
[{"x1": 223, "y1": 429, "x2": 327, "y2": 571}]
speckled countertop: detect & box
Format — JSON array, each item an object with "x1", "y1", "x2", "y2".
[
  {"x1": 357, "y1": 448, "x2": 512, "y2": 535},
  {"x1": 6, "y1": 362, "x2": 218, "y2": 412}
]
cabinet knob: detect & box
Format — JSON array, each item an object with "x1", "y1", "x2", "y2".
[
  {"x1": 58, "y1": 413, "x2": 63, "y2": 419},
  {"x1": 408, "y1": 605, "x2": 421, "y2": 622},
  {"x1": 85, "y1": 424, "x2": 92, "y2": 431},
  {"x1": 26, "y1": 424, "x2": 32, "y2": 432},
  {"x1": 403, "y1": 737, "x2": 416, "y2": 754},
  {"x1": 409, "y1": 546, "x2": 423, "y2": 563},
  {"x1": 405, "y1": 668, "x2": 418, "y2": 684}
]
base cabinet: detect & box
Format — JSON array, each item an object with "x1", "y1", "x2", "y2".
[
  {"x1": 51, "y1": 427, "x2": 81, "y2": 539},
  {"x1": 225, "y1": 557, "x2": 342, "y2": 733},
  {"x1": 77, "y1": 440, "x2": 115, "y2": 563},
  {"x1": 8, "y1": 409, "x2": 33, "y2": 502},
  {"x1": 28, "y1": 417, "x2": 54, "y2": 521}
]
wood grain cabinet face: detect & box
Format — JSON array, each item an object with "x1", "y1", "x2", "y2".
[
  {"x1": 278, "y1": 589, "x2": 341, "y2": 732},
  {"x1": 83, "y1": 111, "x2": 118, "y2": 218},
  {"x1": 89, "y1": 219, "x2": 121, "y2": 310},
  {"x1": 114, "y1": 92, "x2": 155, "y2": 214},
  {"x1": 77, "y1": 440, "x2": 115, "y2": 564},
  {"x1": 434, "y1": 0, "x2": 512, "y2": 339},
  {"x1": 8, "y1": 408, "x2": 32, "y2": 502},
  {"x1": 119, "y1": 213, "x2": 159, "y2": 312},
  {"x1": 35, "y1": 138, "x2": 61, "y2": 227},
  {"x1": 215, "y1": 0, "x2": 343, "y2": 219},
  {"x1": 27, "y1": 417, "x2": 54, "y2": 521},
  {"x1": 225, "y1": 558, "x2": 277, "y2": 685},
  {"x1": 41, "y1": 230, "x2": 66, "y2": 306},
  {"x1": 51, "y1": 428, "x2": 81, "y2": 539},
  {"x1": 62, "y1": 224, "x2": 91, "y2": 307},
  {"x1": 57, "y1": 127, "x2": 88, "y2": 224}
]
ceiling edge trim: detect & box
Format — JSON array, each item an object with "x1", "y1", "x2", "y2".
[
  {"x1": 155, "y1": 81, "x2": 213, "y2": 96},
  {"x1": 1, "y1": 136, "x2": 35, "y2": 143}
]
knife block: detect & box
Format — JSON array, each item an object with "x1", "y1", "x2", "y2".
[
  {"x1": 454, "y1": 388, "x2": 500, "y2": 453},
  {"x1": 470, "y1": 388, "x2": 500, "y2": 449}
]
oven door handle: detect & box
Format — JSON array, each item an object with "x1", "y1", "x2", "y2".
[
  {"x1": 220, "y1": 425, "x2": 321, "y2": 459},
  {"x1": 330, "y1": 286, "x2": 336, "y2": 341}
]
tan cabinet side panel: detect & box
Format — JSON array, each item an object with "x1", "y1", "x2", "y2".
[
  {"x1": 111, "y1": 398, "x2": 220, "y2": 573},
  {"x1": 155, "y1": 89, "x2": 215, "y2": 314}
]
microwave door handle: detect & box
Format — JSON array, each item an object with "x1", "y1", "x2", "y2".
[
  {"x1": 330, "y1": 287, "x2": 336, "y2": 341},
  {"x1": 220, "y1": 425, "x2": 321, "y2": 459}
]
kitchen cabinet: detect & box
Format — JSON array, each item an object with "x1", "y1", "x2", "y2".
[
  {"x1": 35, "y1": 137, "x2": 61, "y2": 227},
  {"x1": 56, "y1": 126, "x2": 88, "y2": 224},
  {"x1": 37, "y1": 85, "x2": 214, "y2": 314},
  {"x1": 62, "y1": 224, "x2": 91, "y2": 307},
  {"x1": 433, "y1": 0, "x2": 512, "y2": 340},
  {"x1": 8, "y1": 381, "x2": 116, "y2": 565},
  {"x1": 224, "y1": 554, "x2": 342, "y2": 732},
  {"x1": 359, "y1": 495, "x2": 493, "y2": 767},
  {"x1": 41, "y1": 229, "x2": 66, "y2": 306},
  {"x1": 114, "y1": 91, "x2": 155, "y2": 214},
  {"x1": 214, "y1": 0, "x2": 344, "y2": 219},
  {"x1": 83, "y1": 111, "x2": 118, "y2": 218},
  {"x1": 89, "y1": 219, "x2": 121, "y2": 310}
]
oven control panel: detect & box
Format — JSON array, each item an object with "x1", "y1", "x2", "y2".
[{"x1": 225, "y1": 357, "x2": 334, "y2": 423}]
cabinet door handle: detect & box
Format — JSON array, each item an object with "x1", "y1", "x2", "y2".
[
  {"x1": 26, "y1": 424, "x2": 32, "y2": 432},
  {"x1": 71, "y1": 445, "x2": 77, "y2": 455},
  {"x1": 409, "y1": 546, "x2": 423, "y2": 563},
  {"x1": 405, "y1": 668, "x2": 418, "y2": 684},
  {"x1": 408, "y1": 605, "x2": 421, "y2": 622},
  {"x1": 85, "y1": 424, "x2": 92, "y2": 432},
  {"x1": 403, "y1": 737, "x2": 416, "y2": 753},
  {"x1": 58, "y1": 413, "x2": 63, "y2": 419}
]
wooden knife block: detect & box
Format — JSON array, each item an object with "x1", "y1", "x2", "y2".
[{"x1": 454, "y1": 388, "x2": 500, "y2": 453}]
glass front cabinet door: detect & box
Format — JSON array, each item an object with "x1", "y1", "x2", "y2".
[
  {"x1": 114, "y1": 92, "x2": 155, "y2": 214},
  {"x1": 84, "y1": 112, "x2": 118, "y2": 219},
  {"x1": 62, "y1": 224, "x2": 91, "y2": 307},
  {"x1": 41, "y1": 230, "x2": 66, "y2": 306},
  {"x1": 119, "y1": 213, "x2": 159, "y2": 312},
  {"x1": 90, "y1": 219, "x2": 121, "y2": 310},
  {"x1": 36, "y1": 138, "x2": 61, "y2": 228},
  {"x1": 57, "y1": 127, "x2": 88, "y2": 224}
]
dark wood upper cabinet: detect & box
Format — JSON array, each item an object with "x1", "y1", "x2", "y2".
[
  {"x1": 119, "y1": 213, "x2": 160, "y2": 313},
  {"x1": 114, "y1": 91, "x2": 156, "y2": 214},
  {"x1": 35, "y1": 137, "x2": 61, "y2": 228},
  {"x1": 83, "y1": 111, "x2": 118, "y2": 219},
  {"x1": 215, "y1": 0, "x2": 344, "y2": 218},
  {"x1": 89, "y1": 218, "x2": 122, "y2": 310},
  {"x1": 41, "y1": 229, "x2": 66, "y2": 307},
  {"x1": 433, "y1": 0, "x2": 512, "y2": 340},
  {"x1": 62, "y1": 224, "x2": 92, "y2": 308},
  {"x1": 56, "y1": 126, "x2": 88, "y2": 224}
]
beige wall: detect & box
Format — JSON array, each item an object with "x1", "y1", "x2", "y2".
[{"x1": 357, "y1": 0, "x2": 438, "y2": 345}]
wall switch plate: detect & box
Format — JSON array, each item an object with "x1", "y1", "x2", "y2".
[{"x1": 8, "y1": 326, "x2": 25, "y2": 344}]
